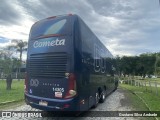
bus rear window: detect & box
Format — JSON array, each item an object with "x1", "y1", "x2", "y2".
[{"x1": 30, "y1": 18, "x2": 69, "y2": 39}]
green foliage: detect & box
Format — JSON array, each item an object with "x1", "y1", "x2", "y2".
[
  {"x1": 0, "y1": 80, "x2": 24, "y2": 103},
  {"x1": 11, "y1": 39, "x2": 28, "y2": 62},
  {"x1": 155, "y1": 54, "x2": 160, "y2": 76},
  {"x1": 0, "y1": 49, "x2": 13, "y2": 76},
  {"x1": 0, "y1": 55, "x2": 20, "y2": 77},
  {"x1": 0, "y1": 40, "x2": 27, "y2": 79},
  {"x1": 115, "y1": 53, "x2": 157, "y2": 77},
  {"x1": 0, "y1": 58, "x2": 12, "y2": 75},
  {"x1": 120, "y1": 84, "x2": 160, "y2": 111}
]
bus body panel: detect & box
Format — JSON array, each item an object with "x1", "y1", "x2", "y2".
[
  {"x1": 25, "y1": 14, "x2": 117, "y2": 111},
  {"x1": 25, "y1": 93, "x2": 79, "y2": 111},
  {"x1": 74, "y1": 16, "x2": 116, "y2": 111}
]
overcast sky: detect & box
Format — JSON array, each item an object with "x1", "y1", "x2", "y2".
[{"x1": 0, "y1": 0, "x2": 160, "y2": 58}]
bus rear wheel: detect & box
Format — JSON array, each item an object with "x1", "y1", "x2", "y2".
[
  {"x1": 99, "y1": 90, "x2": 105, "y2": 103},
  {"x1": 92, "y1": 92, "x2": 99, "y2": 108}
]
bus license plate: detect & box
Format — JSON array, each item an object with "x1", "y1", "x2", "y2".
[
  {"x1": 39, "y1": 101, "x2": 48, "y2": 106},
  {"x1": 55, "y1": 92, "x2": 62, "y2": 98}
]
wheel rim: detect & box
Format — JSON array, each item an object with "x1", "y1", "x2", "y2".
[
  {"x1": 102, "y1": 92, "x2": 105, "y2": 100},
  {"x1": 96, "y1": 93, "x2": 99, "y2": 104}
]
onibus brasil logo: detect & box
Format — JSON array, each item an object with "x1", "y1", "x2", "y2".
[{"x1": 33, "y1": 38, "x2": 65, "y2": 48}]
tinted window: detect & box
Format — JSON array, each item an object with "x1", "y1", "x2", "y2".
[
  {"x1": 30, "y1": 18, "x2": 70, "y2": 39},
  {"x1": 44, "y1": 19, "x2": 66, "y2": 35}
]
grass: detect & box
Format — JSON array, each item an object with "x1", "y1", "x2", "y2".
[
  {"x1": 119, "y1": 85, "x2": 156, "y2": 120},
  {"x1": 120, "y1": 83, "x2": 160, "y2": 111},
  {"x1": 120, "y1": 87, "x2": 149, "y2": 111},
  {"x1": 122, "y1": 79, "x2": 160, "y2": 97},
  {"x1": 134, "y1": 79, "x2": 160, "y2": 84},
  {"x1": 0, "y1": 79, "x2": 24, "y2": 104},
  {"x1": 120, "y1": 84, "x2": 160, "y2": 120},
  {"x1": 146, "y1": 78, "x2": 160, "y2": 81},
  {"x1": 120, "y1": 76, "x2": 160, "y2": 83}
]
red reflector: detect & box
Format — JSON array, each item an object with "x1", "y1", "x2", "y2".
[
  {"x1": 68, "y1": 73, "x2": 76, "y2": 89},
  {"x1": 63, "y1": 104, "x2": 70, "y2": 108}
]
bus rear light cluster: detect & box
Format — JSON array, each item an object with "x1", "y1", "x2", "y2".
[
  {"x1": 24, "y1": 85, "x2": 26, "y2": 90},
  {"x1": 64, "y1": 73, "x2": 77, "y2": 99},
  {"x1": 24, "y1": 72, "x2": 28, "y2": 93},
  {"x1": 69, "y1": 90, "x2": 76, "y2": 96}
]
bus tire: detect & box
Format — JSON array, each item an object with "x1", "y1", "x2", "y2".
[
  {"x1": 92, "y1": 92, "x2": 99, "y2": 108},
  {"x1": 99, "y1": 90, "x2": 105, "y2": 103}
]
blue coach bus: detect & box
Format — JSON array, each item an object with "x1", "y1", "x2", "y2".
[{"x1": 25, "y1": 14, "x2": 118, "y2": 111}]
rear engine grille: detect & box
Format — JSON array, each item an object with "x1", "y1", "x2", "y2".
[{"x1": 28, "y1": 52, "x2": 68, "y2": 78}]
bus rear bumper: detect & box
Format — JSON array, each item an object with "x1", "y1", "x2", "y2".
[{"x1": 25, "y1": 93, "x2": 78, "y2": 111}]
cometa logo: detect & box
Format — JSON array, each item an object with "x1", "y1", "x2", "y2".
[{"x1": 33, "y1": 38, "x2": 65, "y2": 48}]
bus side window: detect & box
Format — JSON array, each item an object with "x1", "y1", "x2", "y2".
[
  {"x1": 82, "y1": 64, "x2": 90, "y2": 85},
  {"x1": 94, "y1": 44, "x2": 100, "y2": 72}
]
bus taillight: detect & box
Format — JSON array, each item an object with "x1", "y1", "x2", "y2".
[
  {"x1": 64, "y1": 73, "x2": 77, "y2": 99},
  {"x1": 24, "y1": 72, "x2": 28, "y2": 93}
]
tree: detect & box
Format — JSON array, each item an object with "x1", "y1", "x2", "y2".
[
  {"x1": 11, "y1": 39, "x2": 27, "y2": 79},
  {"x1": 0, "y1": 47, "x2": 14, "y2": 90},
  {"x1": 154, "y1": 53, "x2": 160, "y2": 76},
  {"x1": 12, "y1": 58, "x2": 21, "y2": 79},
  {"x1": 115, "y1": 53, "x2": 156, "y2": 78},
  {"x1": 11, "y1": 39, "x2": 28, "y2": 63},
  {"x1": 139, "y1": 53, "x2": 156, "y2": 77}
]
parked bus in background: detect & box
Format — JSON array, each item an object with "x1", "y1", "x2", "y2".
[{"x1": 25, "y1": 14, "x2": 118, "y2": 111}]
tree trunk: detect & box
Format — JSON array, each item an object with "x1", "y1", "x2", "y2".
[
  {"x1": 6, "y1": 74, "x2": 12, "y2": 90},
  {"x1": 18, "y1": 50, "x2": 22, "y2": 81},
  {"x1": 20, "y1": 49, "x2": 22, "y2": 63},
  {"x1": 18, "y1": 67, "x2": 20, "y2": 81}
]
